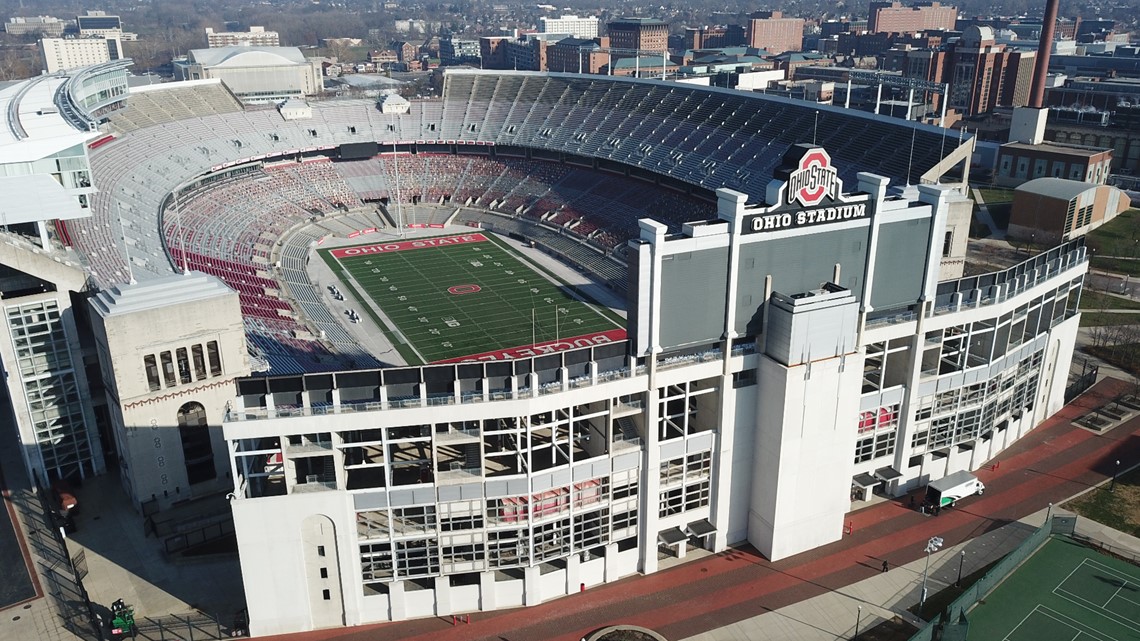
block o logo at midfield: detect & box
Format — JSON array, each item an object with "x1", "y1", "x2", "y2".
[
  {"x1": 786, "y1": 148, "x2": 840, "y2": 208},
  {"x1": 448, "y1": 284, "x2": 482, "y2": 295}
]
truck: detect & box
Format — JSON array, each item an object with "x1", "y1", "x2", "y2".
[{"x1": 925, "y1": 471, "x2": 985, "y2": 508}]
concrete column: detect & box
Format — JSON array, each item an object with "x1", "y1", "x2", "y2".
[
  {"x1": 603, "y1": 543, "x2": 621, "y2": 582},
  {"x1": 388, "y1": 581, "x2": 406, "y2": 620},
  {"x1": 435, "y1": 576, "x2": 453, "y2": 616},
  {"x1": 566, "y1": 552, "x2": 581, "y2": 594},
  {"x1": 479, "y1": 571, "x2": 497, "y2": 611},
  {"x1": 523, "y1": 565, "x2": 541, "y2": 605}
]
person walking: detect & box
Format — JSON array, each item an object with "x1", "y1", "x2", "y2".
[{"x1": 881, "y1": 560, "x2": 889, "y2": 573}]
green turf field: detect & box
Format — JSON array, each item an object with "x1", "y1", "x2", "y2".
[
  {"x1": 321, "y1": 232, "x2": 624, "y2": 364},
  {"x1": 967, "y1": 536, "x2": 1140, "y2": 641}
]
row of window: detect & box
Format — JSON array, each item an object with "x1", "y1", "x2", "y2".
[
  {"x1": 358, "y1": 507, "x2": 636, "y2": 582},
  {"x1": 143, "y1": 341, "x2": 222, "y2": 391},
  {"x1": 355, "y1": 474, "x2": 631, "y2": 541}
]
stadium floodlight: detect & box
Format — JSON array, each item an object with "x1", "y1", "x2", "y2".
[{"x1": 919, "y1": 536, "x2": 944, "y2": 614}]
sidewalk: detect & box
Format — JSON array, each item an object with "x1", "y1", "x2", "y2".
[{"x1": 680, "y1": 510, "x2": 1048, "y2": 641}]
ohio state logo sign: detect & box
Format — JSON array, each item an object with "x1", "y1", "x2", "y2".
[{"x1": 786, "y1": 148, "x2": 840, "y2": 208}]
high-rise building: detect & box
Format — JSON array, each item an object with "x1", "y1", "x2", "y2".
[
  {"x1": 606, "y1": 18, "x2": 669, "y2": 55},
  {"x1": 538, "y1": 15, "x2": 599, "y2": 39},
  {"x1": 205, "y1": 26, "x2": 281, "y2": 48},
  {"x1": 76, "y1": 10, "x2": 122, "y2": 36},
  {"x1": 40, "y1": 35, "x2": 123, "y2": 73},
  {"x1": 868, "y1": 2, "x2": 957, "y2": 34},
  {"x1": 891, "y1": 25, "x2": 1036, "y2": 117},
  {"x1": 745, "y1": 11, "x2": 804, "y2": 55}
]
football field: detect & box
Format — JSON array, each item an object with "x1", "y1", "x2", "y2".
[{"x1": 320, "y1": 232, "x2": 625, "y2": 364}]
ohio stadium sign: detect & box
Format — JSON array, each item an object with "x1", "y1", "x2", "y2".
[{"x1": 743, "y1": 146, "x2": 870, "y2": 234}]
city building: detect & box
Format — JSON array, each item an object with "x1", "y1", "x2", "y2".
[
  {"x1": 771, "y1": 51, "x2": 830, "y2": 80},
  {"x1": 440, "y1": 38, "x2": 481, "y2": 66},
  {"x1": 683, "y1": 25, "x2": 748, "y2": 50},
  {"x1": 547, "y1": 38, "x2": 610, "y2": 74},
  {"x1": 76, "y1": 11, "x2": 135, "y2": 41},
  {"x1": 994, "y1": 141, "x2": 1113, "y2": 187},
  {"x1": 1008, "y1": 178, "x2": 1130, "y2": 244},
  {"x1": 889, "y1": 26, "x2": 1035, "y2": 117},
  {"x1": 394, "y1": 41, "x2": 419, "y2": 63},
  {"x1": 538, "y1": 15, "x2": 599, "y2": 40},
  {"x1": 745, "y1": 11, "x2": 803, "y2": 55},
  {"x1": 606, "y1": 18, "x2": 669, "y2": 56},
  {"x1": 205, "y1": 26, "x2": 281, "y2": 48},
  {"x1": 40, "y1": 36, "x2": 124, "y2": 73},
  {"x1": 5, "y1": 16, "x2": 67, "y2": 38},
  {"x1": 868, "y1": 2, "x2": 957, "y2": 34},
  {"x1": 480, "y1": 37, "x2": 510, "y2": 69},
  {"x1": 173, "y1": 47, "x2": 323, "y2": 104}
]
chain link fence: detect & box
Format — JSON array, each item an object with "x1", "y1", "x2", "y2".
[{"x1": 907, "y1": 515, "x2": 1056, "y2": 641}]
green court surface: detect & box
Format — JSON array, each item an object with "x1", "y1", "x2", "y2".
[
  {"x1": 320, "y1": 232, "x2": 624, "y2": 364},
  {"x1": 968, "y1": 536, "x2": 1140, "y2": 641}
]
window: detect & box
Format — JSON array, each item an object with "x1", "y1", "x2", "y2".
[
  {"x1": 144, "y1": 354, "x2": 160, "y2": 391},
  {"x1": 322, "y1": 589, "x2": 331, "y2": 600},
  {"x1": 942, "y1": 231, "x2": 953, "y2": 257},
  {"x1": 320, "y1": 567, "x2": 328, "y2": 579},
  {"x1": 191, "y1": 344, "x2": 207, "y2": 380},
  {"x1": 176, "y1": 347, "x2": 192, "y2": 384},
  {"x1": 160, "y1": 351, "x2": 175, "y2": 388},
  {"x1": 206, "y1": 340, "x2": 221, "y2": 377},
  {"x1": 317, "y1": 545, "x2": 326, "y2": 557}
]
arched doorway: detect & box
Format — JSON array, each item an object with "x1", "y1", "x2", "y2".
[{"x1": 176, "y1": 402, "x2": 217, "y2": 485}]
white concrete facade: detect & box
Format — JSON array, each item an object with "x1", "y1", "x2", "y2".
[
  {"x1": 39, "y1": 36, "x2": 123, "y2": 73},
  {"x1": 89, "y1": 273, "x2": 251, "y2": 510},
  {"x1": 219, "y1": 162, "x2": 1086, "y2": 635},
  {"x1": 538, "y1": 15, "x2": 600, "y2": 39}
]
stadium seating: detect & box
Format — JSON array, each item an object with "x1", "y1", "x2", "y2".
[{"x1": 70, "y1": 70, "x2": 968, "y2": 375}]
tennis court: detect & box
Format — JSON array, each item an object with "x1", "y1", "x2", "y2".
[{"x1": 968, "y1": 536, "x2": 1140, "y2": 641}]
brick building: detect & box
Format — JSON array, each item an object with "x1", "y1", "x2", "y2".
[
  {"x1": 745, "y1": 11, "x2": 803, "y2": 55},
  {"x1": 607, "y1": 18, "x2": 668, "y2": 56},
  {"x1": 868, "y1": 2, "x2": 957, "y2": 34}
]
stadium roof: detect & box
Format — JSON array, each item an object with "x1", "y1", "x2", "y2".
[
  {"x1": 0, "y1": 174, "x2": 90, "y2": 224},
  {"x1": 0, "y1": 75, "x2": 95, "y2": 161},
  {"x1": 188, "y1": 46, "x2": 309, "y2": 68},
  {"x1": 90, "y1": 271, "x2": 235, "y2": 317}
]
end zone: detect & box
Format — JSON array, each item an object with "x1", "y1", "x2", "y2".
[{"x1": 329, "y1": 233, "x2": 488, "y2": 258}]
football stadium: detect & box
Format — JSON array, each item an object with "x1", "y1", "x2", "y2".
[{"x1": 0, "y1": 63, "x2": 1088, "y2": 635}]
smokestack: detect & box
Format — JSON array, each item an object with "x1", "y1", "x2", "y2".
[{"x1": 1028, "y1": 0, "x2": 1060, "y2": 107}]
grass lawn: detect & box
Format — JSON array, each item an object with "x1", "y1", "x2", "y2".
[
  {"x1": 976, "y1": 187, "x2": 1015, "y2": 204},
  {"x1": 1079, "y1": 311, "x2": 1140, "y2": 327},
  {"x1": 1086, "y1": 208, "x2": 1140, "y2": 255},
  {"x1": 1079, "y1": 290, "x2": 1140, "y2": 310},
  {"x1": 321, "y1": 232, "x2": 623, "y2": 364},
  {"x1": 1062, "y1": 465, "x2": 1140, "y2": 537},
  {"x1": 1091, "y1": 255, "x2": 1140, "y2": 277}
]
